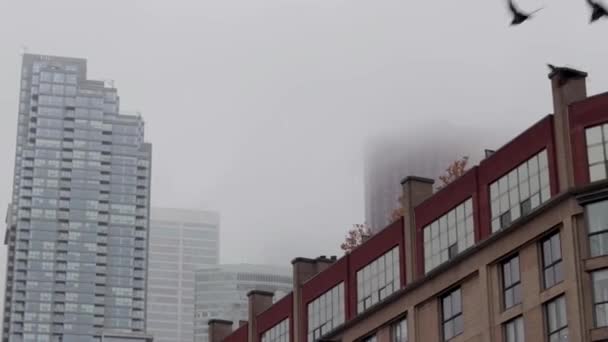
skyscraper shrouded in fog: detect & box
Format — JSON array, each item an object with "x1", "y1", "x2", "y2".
[
  {"x1": 193, "y1": 264, "x2": 292, "y2": 342},
  {"x1": 147, "y1": 208, "x2": 220, "y2": 342},
  {"x1": 364, "y1": 124, "x2": 486, "y2": 231},
  {"x1": 3, "y1": 54, "x2": 152, "y2": 342}
]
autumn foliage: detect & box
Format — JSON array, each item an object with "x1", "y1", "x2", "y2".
[
  {"x1": 340, "y1": 224, "x2": 372, "y2": 253},
  {"x1": 437, "y1": 156, "x2": 469, "y2": 190},
  {"x1": 388, "y1": 156, "x2": 470, "y2": 222}
]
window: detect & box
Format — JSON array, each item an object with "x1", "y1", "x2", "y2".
[
  {"x1": 490, "y1": 150, "x2": 550, "y2": 232},
  {"x1": 586, "y1": 124, "x2": 608, "y2": 182},
  {"x1": 356, "y1": 246, "x2": 400, "y2": 313},
  {"x1": 504, "y1": 316, "x2": 524, "y2": 342},
  {"x1": 545, "y1": 295, "x2": 568, "y2": 342},
  {"x1": 441, "y1": 288, "x2": 463, "y2": 341},
  {"x1": 586, "y1": 200, "x2": 608, "y2": 257},
  {"x1": 541, "y1": 233, "x2": 563, "y2": 289},
  {"x1": 423, "y1": 198, "x2": 474, "y2": 273},
  {"x1": 307, "y1": 282, "x2": 345, "y2": 342},
  {"x1": 261, "y1": 318, "x2": 289, "y2": 342},
  {"x1": 502, "y1": 255, "x2": 522, "y2": 309},
  {"x1": 391, "y1": 317, "x2": 408, "y2": 342},
  {"x1": 592, "y1": 269, "x2": 608, "y2": 327},
  {"x1": 362, "y1": 335, "x2": 377, "y2": 342}
]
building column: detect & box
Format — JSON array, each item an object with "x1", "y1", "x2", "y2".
[
  {"x1": 291, "y1": 257, "x2": 335, "y2": 342},
  {"x1": 548, "y1": 66, "x2": 588, "y2": 191},
  {"x1": 247, "y1": 290, "x2": 275, "y2": 342},
  {"x1": 400, "y1": 176, "x2": 434, "y2": 282},
  {"x1": 208, "y1": 319, "x2": 234, "y2": 342}
]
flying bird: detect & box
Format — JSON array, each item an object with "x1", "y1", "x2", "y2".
[
  {"x1": 507, "y1": 0, "x2": 543, "y2": 25},
  {"x1": 586, "y1": 0, "x2": 608, "y2": 22}
]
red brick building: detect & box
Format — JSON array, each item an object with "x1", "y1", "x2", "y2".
[{"x1": 210, "y1": 66, "x2": 608, "y2": 342}]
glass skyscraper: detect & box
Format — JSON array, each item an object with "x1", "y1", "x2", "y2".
[
  {"x1": 147, "y1": 208, "x2": 220, "y2": 342},
  {"x1": 3, "y1": 54, "x2": 152, "y2": 342},
  {"x1": 193, "y1": 264, "x2": 292, "y2": 342}
]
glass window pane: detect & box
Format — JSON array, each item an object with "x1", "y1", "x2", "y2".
[{"x1": 590, "y1": 164, "x2": 607, "y2": 182}]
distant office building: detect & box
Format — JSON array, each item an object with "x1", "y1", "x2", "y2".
[
  {"x1": 100, "y1": 331, "x2": 153, "y2": 342},
  {"x1": 194, "y1": 264, "x2": 292, "y2": 342},
  {"x1": 364, "y1": 126, "x2": 484, "y2": 231},
  {"x1": 3, "y1": 54, "x2": 152, "y2": 341},
  {"x1": 147, "y1": 208, "x2": 220, "y2": 342}
]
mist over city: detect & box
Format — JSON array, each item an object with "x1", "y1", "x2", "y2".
[{"x1": 1, "y1": 0, "x2": 608, "y2": 341}]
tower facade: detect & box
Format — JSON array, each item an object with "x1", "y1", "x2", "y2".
[
  {"x1": 3, "y1": 54, "x2": 152, "y2": 342},
  {"x1": 147, "y1": 208, "x2": 220, "y2": 342}
]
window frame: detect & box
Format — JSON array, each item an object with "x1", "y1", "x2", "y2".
[
  {"x1": 586, "y1": 200, "x2": 608, "y2": 258},
  {"x1": 361, "y1": 333, "x2": 377, "y2": 342},
  {"x1": 489, "y1": 149, "x2": 550, "y2": 233},
  {"x1": 441, "y1": 287, "x2": 463, "y2": 341},
  {"x1": 540, "y1": 232, "x2": 563, "y2": 290},
  {"x1": 544, "y1": 295, "x2": 568, "y2": 342},
  {"x1": 503, "y1": 315, "x2": 524, "y2": 342},
  {"x1": 306, "y1": 282, "x2": 345, "y2": 342},
  {"x1": 585, "y1": 124, "x2": 608, "y2": 182},
  {"x1": 501, "y1": 255, "x2": 522, "y2": 310},
  {"x1": 356, "y1": 246, "x2": 400, "y2": 313},
  {"x1": 423, "y1": 198, "x2": 475, "y2": 273},
  {"x1": 592, "y1": 268, "x2": 608, "y2": 328},
  {"x1": 391, "y1": 316, "x2": 408, "y2": 342},
  {"x1": 261, "y1": 318, "x2": 290, "y2": 342}
]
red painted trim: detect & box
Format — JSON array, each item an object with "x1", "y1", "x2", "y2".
[
  {"x1": 224, "y1": 323, "x2": 248, "y2": 342},
  {"x1": 413, "y1": 115, "x2": 557, "y2": 276},
  {"x1": 477, "y1": 115, "x2": 557, "y2": 240},
  {"x1": 570, "y1": 92, "x2": 608, "y2": 186},
  {"x1": 414, "y1": 168, "x2": 479, "y2": 276},
  {"x1": 300, "y1": 257, "x2": 349, "y2": 342},
  {"x1": 256, "y1": 293, "x2": 293, "y2": 339},
  {"x1": 347, "y1": 219, "x2": 404, "y2": 318}
]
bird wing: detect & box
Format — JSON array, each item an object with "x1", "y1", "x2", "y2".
[
  {"x1": 587, "y1": 0, "x2": 597, "y2": 7},
  {"x1": 508, "y1": 0, "x2": 518, "y2": 14}
]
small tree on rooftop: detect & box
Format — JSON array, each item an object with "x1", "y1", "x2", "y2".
[
  {"x1": 388, "y1": 156, "x2": 470, "y2": 222},
  {"x1": 340, "y1": 224, "x2": 372, "y2": 253},
  {"x1": 437, "y1": 156, "x2": 469, "y2": 190}
]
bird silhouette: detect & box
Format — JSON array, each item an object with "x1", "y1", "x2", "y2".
[
  {"x1": 586, "y1": 0, "x2": 608, "y2": 22},
  {"x1": 507, "y1": 0, "x2": 543, "y2": 25}
]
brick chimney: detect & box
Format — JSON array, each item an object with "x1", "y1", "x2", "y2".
[
  {"x1": 247, "y1": 290, "x2": 275, "y2": 342},
  {"x1": 549, "y1": 65, "x2": 588, "y2": 191},
  {"x1": 208, "y1": 319, "x2": 234, "y2": 342},
  {"x1": 291, "y1": 256, "x2": 335, "y2": 342},
  {"x1": 400, "y1": 176, "x2": 434, "y2": 282}
]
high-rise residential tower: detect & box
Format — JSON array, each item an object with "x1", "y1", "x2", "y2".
[
  {"x1": 147, "y1": 208, "x2": 220, "y2": 342},
  {"x1": 3, "y1": 54, "x2": 152, "y2": 342},
  {"x1": 193, "y1": 264, "x2": 292, "y2": 342}
]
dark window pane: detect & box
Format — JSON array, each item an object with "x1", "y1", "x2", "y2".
[
  {"x1": 500, "y1": 212, "x2": 511, "y2": 229},
  {"x1": 545, "y1": 268, "x2": 555, "y2": 288},
  {"x1": 513, "y1": 284, "x2": 522, "y2": 306},
  {"x1": 512, "y1": 258, "x2": 520, "y2": 283},
  {"x1": 503, "y1": 263, "x2": 512, "y2": 286},
  {"x1": 554, "y1": 262, "x2": 563, "y2": 284},
  {"x1": 551, "y1": 235, "x2": 562, "y2": 260},
  {"x1": 444, "y1": 320, "x2": 454, "y2": 340},
  {"x1": 505, "y1": 288, "x2": 514, "y2": 309},
  {"x1": 443, "y1": 296, "x2": 452, "y2": 318},
  {"x1": 452, "y1": 290, "x2": 462, "y2": 313},
  {"x1": 521, "y1": 198, "x2": 532, "y2": 216},
  {"x1": 454, "y1": 315, "x2": 464, "y2": 336},
  {"x1": 543, "y1": 239, "x2": 553, "y2": 265},
  {"x1": 448, "y1": 244, "x2": 458, "y2": 259}
]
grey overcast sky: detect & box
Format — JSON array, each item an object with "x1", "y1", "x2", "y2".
[{"x1": 1, "y1": 0, "x2": 608, "y2": 272}]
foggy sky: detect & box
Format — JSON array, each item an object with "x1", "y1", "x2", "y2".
[{"x1": 1, "y1": 0, "x2": 608, "y2": 285}]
